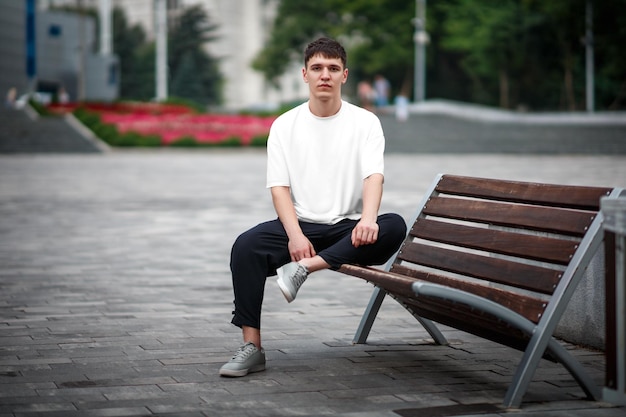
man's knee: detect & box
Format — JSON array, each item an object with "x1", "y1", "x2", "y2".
[
  {"x1": 379, "y1": 213, "x2": 407, "y2": 245},
  {"x1": 231, "y1": 227, "x2": 261, "y2": 267}
]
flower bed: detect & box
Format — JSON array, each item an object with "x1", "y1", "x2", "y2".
[
  {"x1": 98, "y1": 112, "x2": 275, "y2": 145},
  {"x1": 48, "y1": 101, "x2": 194, "y2": 116},
  {"x1": 51, "y1": 102, "x2": 276, "y2": 147}
]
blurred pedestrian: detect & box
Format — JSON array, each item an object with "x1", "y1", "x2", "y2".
[
  {"x1": 5, "y1": 87, "x2": 16, "y2": 108},
  {"x1": 58, "y1": 86, "x2": 69, "y2": 104},
  {"x1": 373, "y1": 74, "x2": 390, "y2": 108},
  {"x1": 394, "y1": 93, "x2": 409, "y2": 121},
  {"x1": 357, "y1": 79, "x2": 375, "y2": 111}
]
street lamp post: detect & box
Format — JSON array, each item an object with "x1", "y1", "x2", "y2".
[
  {"x1": 99, "y1": 0, "x2": 111, "y2": 56},
  {"x1": 155, "y1": 0, "x2": 168, "y2": 102},
  {"x1": 413, "y1": 0, "x2": 428, "y2": 103}
]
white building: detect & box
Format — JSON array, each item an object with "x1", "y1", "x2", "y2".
[
  {"x1": 41, "y1": 0, "x2": 308, "y2": 111},
  {"x1": 1, "y1": 1, "x2": 118, "y2": 103},
  {"x1": 189, "y1": 0, "x2": 308, "y2": 111}
]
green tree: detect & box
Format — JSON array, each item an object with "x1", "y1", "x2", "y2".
[
  {"x1": 170, "y1": 52, "x2": 205, "y2": 104},
  {"x1": 430, "y1": 0, "x2": 626, "y2": 111},
  {"x1": 252, "y1": 1, "x2": 335, "y2": 87},
  {"x1": 130, "y1": 43, "x2": 156, "y2": 101},
  {"x1": 530, "y1": 0, "x2": 587, "y2": 110},
  {"x1": 168, "y1": 5, "x2": 223, "y2": 107},
  {"x1": 252, "y1": 0, "x2": 414, "y2": 96},
  {"x1": 112, "y1": 7, "x2": 150, "y2": 99},
  {"x1": 438, "y1": 0, "x2": 535, "y2": 108},
  {"x1": 591, "y1": 0, "x2": 626, "y2": 110},
  {"x1": 337, "y1": 0, "x2": 415, "y2": 94},
  {"x1": 255, "y1": 0, "x2": 626, "y2": 111}
]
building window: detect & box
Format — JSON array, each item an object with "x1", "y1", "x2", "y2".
[
  {"x1": 48, "y1": 24, "x2": 62, "y2": 37},
  {"x1": 108, "y1": 63, "x2": 118, "y2": 85}
]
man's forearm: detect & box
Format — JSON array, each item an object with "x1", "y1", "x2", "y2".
[
  {"x1": 270, "y1": 186, "x2": 302, "y2": 239},
  {"x1": 271, "y1": 185, "x2": 317, "y2": 261},
  {"x1": 361, "y1": 173, "x2": 384, "y2": 222}
]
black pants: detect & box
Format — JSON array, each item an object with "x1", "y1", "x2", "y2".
[{"x1": 229, "y1": 213, "x2": 407, "y2": 329}]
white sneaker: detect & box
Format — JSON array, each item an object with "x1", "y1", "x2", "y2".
[
  {"x1": 276, "y1": 262, "x2": 309, "y2": 303},
  {"x1": 219, "y1": 342, "x2": 266, "y2": 377}
]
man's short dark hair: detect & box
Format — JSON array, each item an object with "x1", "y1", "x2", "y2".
[{"x1": 304, "y1": 37, "x2": 347, "y2": 69}]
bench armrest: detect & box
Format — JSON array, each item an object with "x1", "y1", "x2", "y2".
[
  {"x1": 412, "y1": 281, "x2": 603, "y2": 402},
  {"x1": 411, "y1": 281, "x2": 534, "y2": 335}
]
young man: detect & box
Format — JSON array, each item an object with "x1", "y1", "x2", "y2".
[{"x1": 219, "y1": 37, "x2": 407, "y2": 377}]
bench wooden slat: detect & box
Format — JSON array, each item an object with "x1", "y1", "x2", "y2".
[
  {"x1": 423, "y1": 196, "x2": 596, "y2": 237},
  {"x1": 435, "y1": 175, "x2": 612, "y2": 211},
  {"x1": 397, "y1": 295, "x2": 535, "y2": 353},
  {"x1": 339, "y1": 264, "x2": 547, "y2": 324},
  {"x1": 412, "y1": 218, "x2": 578, "y2": 265},
  {"x1": 397, "y1": 242, "x2": 561, "y2": 294},
  {"x1": 338, "y1": 264, "x2": 416, "y2": 297},
  {"x1": 390, "y1": 264, "x2": 546, "y2": 323}
]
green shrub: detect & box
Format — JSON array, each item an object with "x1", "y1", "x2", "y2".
[
  {"x1": 215, "y1": 136, "x2": 242, "y2": 147},
  {"x1": 137, "y1": 134, "x2": 162, "y2": 147},
  {"x1": 73, "y1": 107, "x2": 101, "y2": 130},
  {"x1": 73, "y1": 107, "x2": 162, "y2": 147},
  {"x1": 115, "y1": 131, "x2": 140, "y2": 147},
  {"x1": 163, "y1": 96, "x2": 203, "y2": 113},
  {"x1": 168, "y1": 136, "x2": 245, "y2": 147},
  {"x1": 112, "y1": 131, "x2": 161, "y2": 147},
  {"x1": 29, "y1": 99, "x2": 53, "y2": 116},
  {"x1": 92, "y1": 124, "x2": 119, "y2": 144},
  {"x1": 170, "y1": 136, "x2": 199, "y2": 147},
  {"x1": 120, "y1": 131, "x2": 142, "y2": 142},
  {"x1": 250, "y1": 135, "x2": 268, "y2": 147}
]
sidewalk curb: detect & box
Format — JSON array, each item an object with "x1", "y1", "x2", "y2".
[
  {"x1": 64, "y1": 112, "x2": 111, "y2": 153},
  {"x1": 405, "y1": 99, "x2": 626, "y2": 125}
]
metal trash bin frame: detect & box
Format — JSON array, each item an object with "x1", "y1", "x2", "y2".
[{"x1": 602, "y1": 196, "x2": 626, "y2": 406}]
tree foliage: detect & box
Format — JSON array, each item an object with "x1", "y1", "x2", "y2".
[
  {"x1": 111, "y1": 5, "x2": 222, "y2": 106},
  {"x1": 254, "y1": 0, "x2": 626, "y2": 111},
  {"x1": 168, "y1": 5, "x2": 223, "y2": 106},
  {"x1": 112, "y1": 7, "x2": 150, "y2": 100}
]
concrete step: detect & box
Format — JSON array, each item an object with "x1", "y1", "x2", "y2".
[{"x1": 0, "y1": 106, "x2": 102, "y2": 154}]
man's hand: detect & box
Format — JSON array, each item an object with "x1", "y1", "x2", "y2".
[
  {"x1": 271, "y1": 186, "x2": 316, "y2": 261},
  {"x1": 354, "y1": 173, "x2": 383, "y2": 248},
  {"x1": 288, "y1": 233, "x2": 316, "y2": 261},
  {"x1": 351, "y1": 219, "x2": 379, "y2": 248}
]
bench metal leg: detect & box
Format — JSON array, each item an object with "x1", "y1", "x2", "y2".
[
  {"x1": 353, "y1": 286, "x2": 449, "y2": 345},
  {"x1": 547, "y1": 338, "x2": 602, "y2": 401},
  {"x1": 412, "y1": 314, "x2": 448, "y2": 346},
  {"x1": 353, "y1": 287, "x2": 386, "y2": 344},
  {"x1": 503, "y1": 333, "x2": 601, "y2": 408}
]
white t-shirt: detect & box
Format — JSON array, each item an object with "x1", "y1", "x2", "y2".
[{"x1": 266, "y1": 100, "x2": 385, "y2": 224}]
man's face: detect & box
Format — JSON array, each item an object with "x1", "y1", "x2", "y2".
[{"x1": 302, "y1": 54, "x2": 348, "y2": 100}]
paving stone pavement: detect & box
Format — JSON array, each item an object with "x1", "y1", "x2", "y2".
[{"x1": 1, "y1": 149, "x2": 626, "y2": 417}]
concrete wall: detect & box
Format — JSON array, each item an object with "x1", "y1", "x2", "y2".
[
  {"x1": 494, "y1": 222, "x2": 608, "y2": 350},
  {"x1": 85, "y1": 53, "x2": 119, "y2": 102},
  {"x1": 556, "y1": 249, "x2": 606, "y2": 349}
]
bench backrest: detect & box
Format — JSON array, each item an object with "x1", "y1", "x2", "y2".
[{"x1": 390, "y1": 174, "x2": 615, "y2": 348}]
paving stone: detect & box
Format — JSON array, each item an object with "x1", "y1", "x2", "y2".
[{"x1": 1, "y1": 143, "x2": 626, "y2": 416}]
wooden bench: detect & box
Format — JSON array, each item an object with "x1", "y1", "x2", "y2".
[{"x1": 338, "y1": 174, "x2": 625, "y2": 408}]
